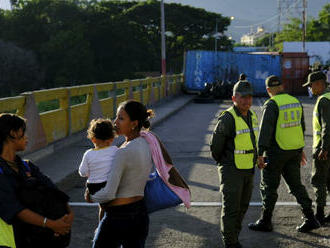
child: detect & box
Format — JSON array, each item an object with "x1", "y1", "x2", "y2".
[{"x1": 78, "y1": 118, "x2": 118, "y2": 219}]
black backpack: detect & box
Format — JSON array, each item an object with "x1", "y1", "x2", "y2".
[{"x1": 1, "y1": 161, "x2": 71, "y2": 248}]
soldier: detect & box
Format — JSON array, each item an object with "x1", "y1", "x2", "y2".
[
  {"x1": 248, "y1": 75, "x2": 320, "y2": 233},
  {"x1": 210, "y1": 79, "x2": 258, "y2": 248},
  {"x1": 303, "y1": 71, "x2": 330, "y2": 225}
]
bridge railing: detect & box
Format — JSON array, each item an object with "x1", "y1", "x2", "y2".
[{"x1": 0, "y1": 74, "x2": 184, "y2": 153}]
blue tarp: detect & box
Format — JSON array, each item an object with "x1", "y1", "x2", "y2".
[{"x1": 184, "y1": 51, "x2": 282, "y2": 95}]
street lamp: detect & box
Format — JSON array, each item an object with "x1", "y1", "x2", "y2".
[
  {"x1": 160, "y1": 0, "x2": 166, "y2": 76},
  {"x1": 214, "y1": 18, "x2": 221, "y2": 52},
  {"x1": 215, "y1": 16, "x2": 234, "y2": 52}
]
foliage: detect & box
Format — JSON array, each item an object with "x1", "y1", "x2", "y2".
[
  {"x1": 254, "y1": 3, "x2": 329, "y2": 51},
  {"x1": 0, "y1": 40, "x2": 43, "y2": 97},
  {"x1": 308, "y1": 3, "x2": 330, "y2": 41},
  {"x1": 0, "y1": 0, "x2": 232, "y2": 97}
]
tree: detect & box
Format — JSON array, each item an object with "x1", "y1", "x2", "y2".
[
  {"x1": 308, "y1": 3, "x2": 330, "y2": 41},
  {"x1": 0, "y1": 0, "x2": 233, "y2": 96},
  {"x1": 0, "y1": 40, "x2": 43, "y2": 97},
  {"x1": 122, "y1": 0, "x2": 232, "y2": 72}
]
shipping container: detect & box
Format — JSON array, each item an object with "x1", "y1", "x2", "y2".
[
  {"x1": 184, "y1": 50, "x2": 215, "y2": 91},
  {"x1": 281, "y1": 52, "x2": 309, "y2": 95},
  {"x1": 184, "y1": 50, "x2": 309, "y2": 96}
]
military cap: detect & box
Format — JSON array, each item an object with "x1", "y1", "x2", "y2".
[
  {"x1": 302, "y1": 71, "x2": 327, "y2": 87},
  {"x1": 233, "y1": 80, "x2": 253, "y2": 96},
  {"x1": 265, "y1": 75, "x2": 281, "y2": 88}
]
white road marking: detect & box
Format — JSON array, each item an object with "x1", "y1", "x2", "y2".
[{"x1": 69, "y1": 202, "x2": 330, "y2": 207}]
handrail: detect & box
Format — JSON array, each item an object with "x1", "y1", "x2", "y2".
[{"x1": 0, "y1": 74, "x2": 184, "y2": 153}]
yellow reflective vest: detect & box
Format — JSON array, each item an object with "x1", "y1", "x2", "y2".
[
  {"x1": 227, "y1": 107, "x2": 258, "y2": 169},
  {"x1": 270, "y1": 94, "x2": 305, "y2": 150},
  {"x1": 0, "y1": 218, "x2": 16, "y2": 248},
  {"x1": 313, "y1": 92, "x2": 330, "y2": 148}
]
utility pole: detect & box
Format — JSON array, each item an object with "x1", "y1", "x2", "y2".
[
  {"x1": 302, "y1": 0, "x2": 307, "y2": 52},
  {"x1": 215, "y1": 19, "x2": 218, "y2": 53},
  {"x1": 160, "y1": 0, "x2": 166, "y2": 76},
  {"x1": 277, "y1": 0, "x2": 281, "y2": 33}
]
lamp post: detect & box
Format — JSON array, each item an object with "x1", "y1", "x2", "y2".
[
  {"x1": 302, "y1": 0, "x2": 307, "y2": 52},
  {"x1": 215, "y1": 16, "x2": 234, "y2": 52},
  {"x1": 160, "y1": 0, "x2": 166, "y2": 76}
]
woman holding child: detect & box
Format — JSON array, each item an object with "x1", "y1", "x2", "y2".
[{"x1": 86, "y1": 100, "x2": 155, "y2": 248}]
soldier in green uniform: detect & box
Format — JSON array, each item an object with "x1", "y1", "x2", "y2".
[
  {"x1": 303, "y1": 71, "x2": 330, "y2": 225},
  {"x1": 248, "y1": 75, "x2": 320, "y2": 233},
  {"x1": 210, "y1": 79, "x2": 258, "y2": 248}
]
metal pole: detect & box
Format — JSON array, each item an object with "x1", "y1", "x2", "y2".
[
  {"x1": 215, "y1": 19, "x2": 218, "y2": 52},
  {"x1": 277, "y1": 0, "x2": 281, "y2": 33},
  {"x1": 302, "y1": 0, "x2": 307, "y2": 52},
  {"x1": 160, "y1": 0, "x2": 166, "y2": 76}
]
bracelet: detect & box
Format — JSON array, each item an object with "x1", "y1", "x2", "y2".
[{"x1": 43, "y1": 217, "x2": 47, "y2": 228}]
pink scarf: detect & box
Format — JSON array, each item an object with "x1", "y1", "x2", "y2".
[{"x1": 140, "y1": 131, "x2": 191, "y2": 208}]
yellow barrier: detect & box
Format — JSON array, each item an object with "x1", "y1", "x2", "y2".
[
  {"x1": 96, "y1": 82, "x2": 115, "y2": 119},
  {"x1": 69, "y1": 85, "x2": 94, "y2": 134},
  {"x1": 0, "y1": 74, "x2": 184, "y2": 153},
  {"x1": 0, "y1": 96, "x2": 25, "y2": 116},
  {"x1": 33, "y1": 88, "x2": 69, "y2": 143}
]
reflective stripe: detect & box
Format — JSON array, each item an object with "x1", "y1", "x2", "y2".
[
  {"x1": 284, "y1": 112, "x2": 288, "y2": 121},
  {"x1": 313, "y1": 112, "x2": 319, "y2": 117},
  {"x1": 234, "y1": 150, "x2": 255, "y2": 154},
  {"x1": 236, "y1": 129, "x2": 250, "y2": 135},
  {"x1": 280, "y1": 121, "x2": 301, "y2": 128},
  {"x1": 279, "y1": 103, "x2": 301, "y2": 110},
  {"x1": 315, "y1": 131, "x2": 321, "y2": 135},
  {"x1": 236, "y1": 127, "x2": 259, "y2": 135}
]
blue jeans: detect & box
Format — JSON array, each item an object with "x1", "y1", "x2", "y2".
[{"x1": 93, "y1": 200, "x2": 149, "y2": 248}]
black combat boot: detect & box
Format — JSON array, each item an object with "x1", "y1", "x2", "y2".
[
  {"x1": 248, "y1": 211, "x2": 273, "y2": 232},
  {"x1": 224, "y1": 242, "x2": 242, "y2": 248},
  {"x1": 296, "y1": 209, "x2": 321, "y2": 233},
  {"x1": 315, "y1": 206, "x2": 325, "y2": 226},
  {"x1": 324, "y1": 213, "x2": 330, "y2": 223}
]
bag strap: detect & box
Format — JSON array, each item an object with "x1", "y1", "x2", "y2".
[
  {"x1": 22, "y1": 160, "x2": 31, "y2": 172},
  {"x1": 21, "y1": 160, "x2": 32, "y2": 177}
]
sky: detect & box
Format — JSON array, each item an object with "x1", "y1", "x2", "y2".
[
  {"x1": 165, "y1": 0, "x2": 329, "y2": 41},
  {"x1": 1, "y1": 0, "x2": 329, "y2": 41}
]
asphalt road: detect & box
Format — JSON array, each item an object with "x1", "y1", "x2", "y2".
[{"x1": 52, "y1": 96, "x2": 330, "y2": 248}]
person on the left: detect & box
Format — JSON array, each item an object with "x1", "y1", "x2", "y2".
[{"x1": 0, "y1": 113, "x2": 74, "y2": 248}]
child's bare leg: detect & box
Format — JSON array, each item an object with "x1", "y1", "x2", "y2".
[{"x1": 98, "y1": 204, "x2": 105, "y2": 221}]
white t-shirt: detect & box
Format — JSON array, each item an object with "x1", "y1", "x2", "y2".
[
  {"x1": 90, "y1": 137, "x2": 153, "y2": 203},
  {"x1": 79, "y1": 146, "x2": 119, "y2": 183}
]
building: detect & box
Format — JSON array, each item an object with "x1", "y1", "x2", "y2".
[{"x1": 240, "y1": 26, "x2": 266, "y2": 46}]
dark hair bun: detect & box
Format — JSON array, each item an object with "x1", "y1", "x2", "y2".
[{"x1": 142, "y1": 120, "x2": 151, "y2": 129}]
